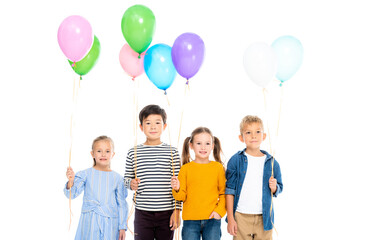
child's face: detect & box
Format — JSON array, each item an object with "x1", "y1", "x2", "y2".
[
  {"x1": 190, "y1": 132, "x2": 214, "y2": 161},
  {"x1": 239, "y1": 122, "x2": 266, "y2": 150},
  {"x1": 91, "y1": 140, "x2": 115, "y2": 168},
  {"x1": 140, "y1": 114, "x2": 167, "y2": 143}
]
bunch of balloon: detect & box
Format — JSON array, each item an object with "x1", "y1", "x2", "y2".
[
  {"x1": 120, "y1": 6, "x2": 156, "y2": 233},
  {"x1": 58, "y1": 15, "x2": 100, "y2": 80},
  {"x1": 57, "y1": 14, "x2": 98, "y2": 229},
  {"x1": 271, "y1": 35, "x2": 304, "y2": 86}
]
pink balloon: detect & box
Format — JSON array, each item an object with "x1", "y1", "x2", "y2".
[
  {"x1": 57, "y1": 15, "x2": 93, "y2": 62},
  {"x1": 119, "y1": 44, "x2": 145, "y2": 80}
]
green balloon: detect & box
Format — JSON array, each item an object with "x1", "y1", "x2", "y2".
[
  {"x1": 121, "y1": 4, "x2": 155, "y2": 54},
  {"x1": 68, "y1": 35, "x2": 101, "y2": 77}
]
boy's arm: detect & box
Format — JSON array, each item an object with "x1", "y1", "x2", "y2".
[
  {"x1": 226, "y1": 194, "x2": 237, "y2": 236},
  {"x1": 273, "y1": 160, "x2": 283, "y2": 197},
  {"x1": 172, "y1": 148, "x2": 183, "y2": 209},
  {"x1": 123, "y1": 150, "x2": 135, "y2": 190}
]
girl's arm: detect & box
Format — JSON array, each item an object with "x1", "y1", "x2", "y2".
[
  {"x1": 63, "y1": 169, "x2": 86, "y2": 199},
  {"x1": 116, "y1": 176, "x2": 128, "y2": 231},
  {"x1": 171, "y1": 166, "x2": 187, "y2": 202},
  {"x1": 213, "y1": 165, "x2": 227, "y2": 218}
]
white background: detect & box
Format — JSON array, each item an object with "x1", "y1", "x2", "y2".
[{"x1": 1, "y1": 0, "x2": 365, "y2": 239}]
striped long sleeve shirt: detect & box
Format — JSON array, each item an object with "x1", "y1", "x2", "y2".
[{"x1": 124, "y1": 143, "x2": 182, "y2": 211}]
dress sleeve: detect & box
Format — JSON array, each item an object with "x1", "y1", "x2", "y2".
[
  {"x1": 63, "y1": 170, "x2": 87, "y2": 199},
  {"x1": 124, "y1": 149, "x2": 135, "y2": 190},
  {"x1": 214, "y1": 165, "x2": 227, "y2": 218},
  {"x1": 116, "y1": 176, "x2": 128, "y2": 230},
  {"x1": 172, "y1": 148, "x2": 183, "y2": 210}
]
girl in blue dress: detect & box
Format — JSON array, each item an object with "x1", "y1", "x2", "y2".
[{"x1": 64, "y1": 136, "x2": 128, "y2": 240}]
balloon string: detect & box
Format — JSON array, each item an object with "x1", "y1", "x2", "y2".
[
  {"x1": 165, "y1": 94, "x2": 180, "y2": 240},
  {"x1": 262, "y1": 85, "x2": 285, "y2": 236},
  {"x1": 68, "y1": 76, "x2": 80, "y2": 230},
  {"x1": 177, "y1": 83, "x2": 189, "y2": 147},
  {"x1": 127, "y1": 78, "x2": 139, "y2": 235}
]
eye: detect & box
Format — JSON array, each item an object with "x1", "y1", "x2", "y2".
[
  {"x1": 245, "y1": 131, "x2": 251, "y2": 135},
  {"x1": 196, "y1": 142, "x2": 201, "y2": 145},
  {"x1": 256, "y1": 130, "x2": 261, "y2": 134}
]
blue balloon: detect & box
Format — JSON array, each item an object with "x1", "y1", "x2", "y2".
[
  {"x1": 144, "y1": 43, "x2": 177, "y2": 93},
  {"x1": 272, "y1": 35, "x2": 304, "y2": 83}
]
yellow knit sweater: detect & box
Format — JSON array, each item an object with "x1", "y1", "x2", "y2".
[{"x1": 172, "y1": 161, "x2": 226, "y2": 220}]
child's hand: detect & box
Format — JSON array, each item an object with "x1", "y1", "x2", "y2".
[
  {"x1": 171, "y1": 176, "x2": 180, "y2": 191},
  {"x1": 209, "y1": 211, "x2": 221, "y2": 220},
  {"x1": 118, "y1": 229, "x2": 125, "y2": 240},
  {"x1": 66, "y1": 167, "x2": 75, "y2": 189},
  {"x1": 130, "y1": 178, "x2": 140, "y2": 191},
  {"x1": 269, "y1": 176, "x2": 277, "y2": 193},
  {"x1": 227, "y1": 218, "x2": 238, "y2": 236},
  {"x1": 169, "y1": 209, "x2": 181, "y2": 230}
]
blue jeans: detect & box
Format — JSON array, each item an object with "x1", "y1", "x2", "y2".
[{"x1": 182, "y1": 219, "x2": 222, "y2": 240}]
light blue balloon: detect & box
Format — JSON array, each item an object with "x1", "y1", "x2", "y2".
[
  {"x1": 144, "y1": 43, "x2": 177, "y2": 93},
  {"x1": 272, "y1": 35, "x2": 304, "y2": 84}
]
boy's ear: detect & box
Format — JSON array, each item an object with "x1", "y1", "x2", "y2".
[
  {"x1": 163, "y1": 123, "x2": 167, "y2": 130},
  {"x1": 263, "y1": 132, "x2": 267, "y2": 141},
  {"x1": 238, "y1": 134, "x2": 244, "y2": 143},
  {"x1": 139, "y1": 124, "x2": 143, "y2": 131}
]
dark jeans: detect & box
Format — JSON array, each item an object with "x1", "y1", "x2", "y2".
[
  {"x1": 134, "y1": 209, "x2": 174, "y2": 240},
  {"x1": 182, "y1": 219, "x2": 222, "y2": 240}
]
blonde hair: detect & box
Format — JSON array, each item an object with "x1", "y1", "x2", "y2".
[
  {"x1": 91, "y1": 135, "x2": 114, "y2": 166},
  {"x1": 181, "y1": 127, "x2": 223, "y2": 166},
  {"x1": 240, "y1": 115, "x2": 264, "y2": 134}
]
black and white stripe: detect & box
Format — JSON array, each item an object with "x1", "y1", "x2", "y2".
[{"x1": 124, "y1": 143, "x2": 182, "y2": 211}]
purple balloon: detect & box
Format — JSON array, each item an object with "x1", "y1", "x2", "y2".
[{"x1": 172, "y1": 33, "x2": 205, "y2": 80}]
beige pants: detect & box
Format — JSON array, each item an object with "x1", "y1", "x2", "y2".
[{"x1": 234, "y1": 212, "x2": 272, "y2": 240}]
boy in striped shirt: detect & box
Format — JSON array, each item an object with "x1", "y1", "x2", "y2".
[{"x1": 124, "y1": 104, "x2": 181, "y2": 240}]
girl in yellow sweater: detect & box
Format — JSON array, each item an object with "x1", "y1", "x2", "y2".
[{"x1": 171, "y1": 127, "x2": 226, "y2": 240}]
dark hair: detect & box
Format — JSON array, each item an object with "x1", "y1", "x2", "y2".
[
  {"x1": 139, "y1": 104, "x2": 167, "y2": 125},
  {"x1": 91, "y1": 135, "x2": 114, "y2": 166},
  {"x1": 182, "y1": 127, "x2": 223, "y2": 165}
]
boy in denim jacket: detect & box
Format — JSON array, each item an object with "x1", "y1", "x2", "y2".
[{"x1": 226, "y1": 115, "x2": 283, "y2": 240}]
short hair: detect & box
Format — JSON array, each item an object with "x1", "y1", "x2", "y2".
[
  {"x1": 139, "y1": 104, "x2": 167, "y2": 124},
  {"x1": 240, "y1": 115, "x2": 264, "y2": 134}
]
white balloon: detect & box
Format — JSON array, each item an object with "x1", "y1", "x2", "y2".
[{"x1": 243, "y1": 42, "x2": 277, "y2": 88}]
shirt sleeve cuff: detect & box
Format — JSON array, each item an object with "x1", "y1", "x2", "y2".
[{"x1": 225, "y1": 187, "x2": 235, "y2": 195}]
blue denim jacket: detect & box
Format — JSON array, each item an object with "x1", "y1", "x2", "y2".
[{"x1": 225, "y1": 149, "x2": 283, "y2": 231}]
